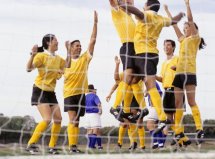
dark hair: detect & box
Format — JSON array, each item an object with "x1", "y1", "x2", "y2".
[
  {"x1": 185, "y1": 22, "x2": 206, "y2": 50},
  {"x1": 146, "y1": 0, "x2": 160, "y2": 12},
  {"x1": 70, "y1": 40, "x2": 80, "y2": 46},
  {"x1": 164, "y1": 39, "x2": 176, "y2": 52},
  {"x1": 38, "y1": 34, "x2": 55, "y2": 52}
]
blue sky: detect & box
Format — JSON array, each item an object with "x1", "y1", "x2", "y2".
[{"x1": 0, "y1": 0, "x2": 215, "y2": 127}]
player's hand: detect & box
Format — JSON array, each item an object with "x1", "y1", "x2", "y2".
[
  {"x1": 114, "y1": 56, "x2": 120, "y2": 65},
  {"x1": 65, "y1": 41, "x2": 70, "y2": 51},
  {"x1": 94, "y1": 11, "x2": 98, "y2": 23},
  {"x1": 185, "y1": 0, "x2": 190, "y2": 5},
  {"x1": 171, "y1": 66, "x2": 177, "y2": 71},
  {"x1": 99, "y1": 109, "x2": 102, "y2": 115},
  {"x1": 106, "y1": 95, "x2": 111, "y2": 102},
  {"x1": 31, "y1": 45, "x2": 38, "y2": 56},
  {"x1": 163, "y1": 4, "x2": 168, "y2": 11}
]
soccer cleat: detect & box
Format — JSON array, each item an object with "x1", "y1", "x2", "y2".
[
  {"x1": 154, "y1": 119, "x2": 171, "y2": 134},
  {"x1": 110, "y1": 107, "x2": 124, "y2": 122},
  {"x1": 173, "y1": 132, "x2": 191, "y2": 148},
  {"x1": 48, "y1": 148, "x2": 60, "y2": 155},
  {"x1": 152, "y1": 144, "x2": 158, "y2": 150},
  {"x1": 133, "y1": 108, "x2": 149, "y2": 120},
  {"x1": 69, "y1": 145, "x2": 82, "y2": 153},
  {"x1": 121, "y1": 112, "x2": 137, "y2": 123},
  {"x1": 26, "y1": 144, "x2": 39, "y2": 155},
  {"x1": 196, "y1": 130, "x2": 204, "y2": 145},
  {"x1": 98, "y1": 146, "x2": 103, "y2": 150},
  {"x1": 128, "y1": 142, "x2": 137, "y2": 151},
  {"x1": 139, "y1": 146, "x2": 146, "y2": 152}
]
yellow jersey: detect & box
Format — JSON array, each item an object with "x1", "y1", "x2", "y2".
[
  {"x1": 176, "y1": 35, "x2": 201, "y2": 74},
  {"x1": 160, "y1": 56, "x2": 178, "y2": 88},
  {"x1": 64, "y1": 51, "x2": 92, "y2": 98},
  {"x1": 111, "y1": 8, "x2": 136, "y2": 43},
  {"x1": 134, "y1": 11, "x2": 172, "y2": 54},
  {"x1": 33, "y1": 52, "x2": 65, "y2": 92}
]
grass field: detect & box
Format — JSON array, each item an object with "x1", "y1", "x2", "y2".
[{"x1": 0, "y1": 141, "x2": 215, "y2": 158}]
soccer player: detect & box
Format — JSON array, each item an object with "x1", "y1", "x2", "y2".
[
  {"x1": 26, "y1": 34, "x2": 65, "y2": 154},
  {"x1": 109, "y1": 0, "x2": 148, "y2": 121},
  {"x1": 118, "y1": 0, "x2": 184, "y2": 133},
  {"x1": 156, "y1": 39, "x2": 191, "y2": 147},
  {"x1": 63, "y1": 11, "x2": 98, "y2": 153},
  {"x1": 85, "y1": 84, "x2": 103, "y2": 150},
  {"x1": 145, "y1": 82, "x2": 166, "y2": 149},
  {"x1": 106, "y1": 56, "x2": 146, "y2": 151},
  {"x1": 164, "y1": 0, "x2": 206, "y2": 145}
]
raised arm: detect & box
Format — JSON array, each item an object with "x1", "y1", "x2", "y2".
[
  {"x1": 185, "y1": 0, "x2": 198, "y2": 35},
  {"x1": 88, "y1": 11, "x2": 98, "y2": 56},
  {"x1": 26, "y1": 45, "x2": 38, "y2": 72},
  {"x1": 106, "y1": 83, "x2": 119, "y2": 102},
  {"x1": 118, "y1": 0, "x2": 144, "y2": 21},
  {"x1": 164, "y1": 5, "x2": 184, "y2": 40},
  {"x1": 65, "y1": 41, "x2": 71, "y2": 68},
  {"x1": 114, "y1": 56, "x2": 120, "y2": 81}
]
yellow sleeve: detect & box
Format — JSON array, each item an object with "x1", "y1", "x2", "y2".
[
  {"x1": 82, "y1": 51, "x2": 92, "y2": 63},
  {"x1": 111, "y1": 7, "x2": 121, "y2": 18},
  {"x1": 33, "y1": 53, "x2": 44, "y2": 68},
  {"x1": 162, "y1": 16, "x2": 172, "y2": 27},
  {"x1": 60, "y1": 58, "x2": 66, "y2": 70},
  {"x1": 160, "y1": 63, "x2": 165, "y2": 78}
]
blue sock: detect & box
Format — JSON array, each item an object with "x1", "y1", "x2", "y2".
[
  {"x1": 88, "y1": 134, "x2": 93, "y2": 148},
  {"x1": 97, "y1": 136, "x2": 102, "y2": 147},
  {"x1": 91, "y1": 134, "x2": 97, "y2": 148},
  {"x1": 157, "y1": 131, "x2": 164, "y2": 147},
  {"x1": 162, "y1": 134, "x2": 167, "y2": 146},
  {"x1": 150, "y1": 130, "x2": 158, "y2": 146}
]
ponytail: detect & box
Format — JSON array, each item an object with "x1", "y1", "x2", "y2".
[
  {"x1": 199, "y1": 37, "x2": 206, "y2": 50},
  {"x1": 37, "y1": 34, "x2": 55, "y2": 53}
]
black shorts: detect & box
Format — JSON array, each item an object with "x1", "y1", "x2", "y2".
[
  {"x1": 163, "y1": 87, "x2": 175, "y2": 114},
  {"x1": 31, "y1": 85, "x2": 58, "y2": 106},
  {"x1": 172, "y1": 74, "x2": 197, "y2": 89},
  {"x1": 120, "y1": 42, "x2": 135, "y2": 71},
  {"x1": 134, "y1": 53, "x2": 159, "y2": 77},
  {"x1": 64, "y1": 94, "x2": 86, "y2": 117}
]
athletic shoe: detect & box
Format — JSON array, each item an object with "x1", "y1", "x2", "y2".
[
  {"x1": 48, "y1": 148, "x2": 60, "y2": 155},
  {"x1": 152, "y1": 144, "x2": 158, "y2": 150},
  {"x1": 110, "y1": 107, "x2": 124, "y2": 122},
  {"x1": 25, "y1": 144, "x2": 39, "y2": 155},
  {"x1": 69, "y1": 145, "x2": 82, "y2": 153},
  {"x1": 98, "y1": 146, "x2": 103, "y2": 150},
  {"x1": 121, "y1": 112, "x2": 136, "y2": 123},
  {"x1": 128, "y1": 142, "x2": 137, "y2": 151},
  {"x1": 139, "y1": 146, "x2": 146, "y2": 152},
  {"x1": 196, "y1": 130, "x2": 204, "y2": 145},
  {"x1": 133, "y1": 108, "x2": 149, "y2": 121},
  {"x1": 154, "y1": 119, "x2": 171, "y2": 134}
]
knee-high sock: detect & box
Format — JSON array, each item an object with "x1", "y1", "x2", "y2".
[
  {"x1": 138, "y1": 127, "x2": 145, "y2": 148},
  {"x1": 149, "y1": 130, "x2": 158, "y2": 146},
  {"x1": 131, "y1": 83, "x2": 146, "y2": 109},
  {"x1": 128, "y1": 124, "x2": 137, "y2": 145},
  {"x1": 113, "y1": 81, "x2": 129, "y2": 109},
  {"x1": 48, "y1": 123, "x2": 61, "y2": 148},
  {"x1": 123, "y1": 86, "x2": 133, "y2": 113},
  {"x1": 28, "y1": 121, "x2": 48, "y2": 145},
  {"x1": 174, "y1": 109, "x2": 184, "y2": 134},
  {"x1": 67, "y1": 123, "x2": 76, "y2": 146},
  {"x1": 191, "y1": 105, "x2": 203, "y2": 130},
  {"x1": 118, "y1": 126, "x2": 126, "y2": 145},
  {"x1": 148, "y1": 88, "x2": 166, "y2": 121},
  {"x1": 74, "y1": 126, "x2": 79, "y2": 145},
  {"x1": 96, "y1": 136, "x2": 102, "y2": 147}
]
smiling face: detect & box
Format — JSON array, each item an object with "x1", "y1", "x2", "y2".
[
  {"x1": 183, "y1": 22, "x2": 192, "y2": 37},
  {"x1": 70, "y1": 41, "x2": 82, "y2": 58},
  {"x1": 48, "y1": 36, "x2": 58, "y2": 52},
  {"x1": 164, "y1": 41, "x2": 174, "y2": 56}
]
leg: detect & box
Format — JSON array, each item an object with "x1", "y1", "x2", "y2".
[
  {"x1": 48, "y1": 105, "x2": 62, "y2": 148},
  {"x1": 28, "y1": 104, "x2": 51, "y2": 145},
  {"x1": 146, "y1": 76, "x2": 166, "y2": 121}
]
